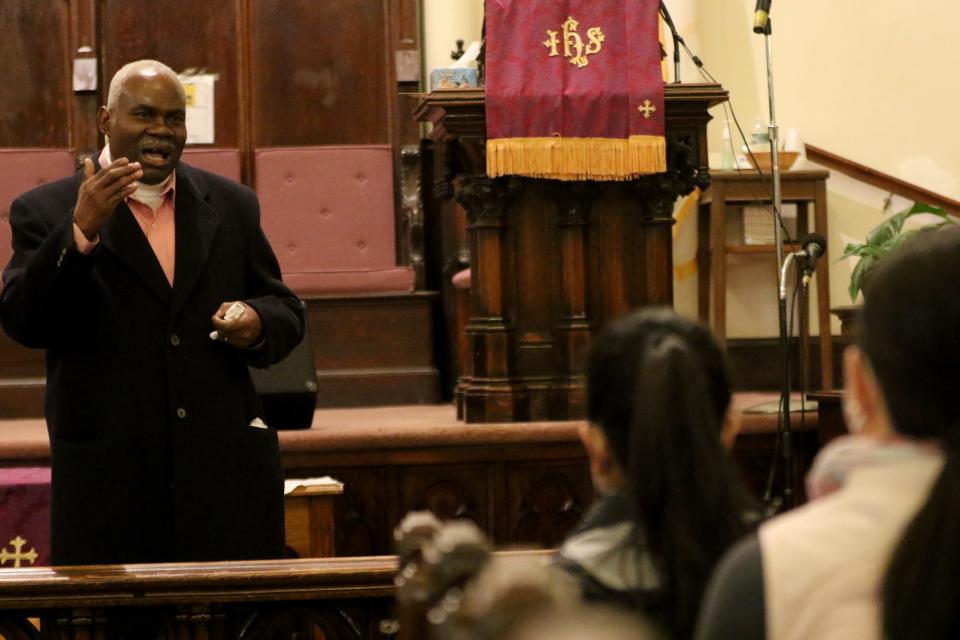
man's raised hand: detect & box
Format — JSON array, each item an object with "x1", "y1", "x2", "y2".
[{"x1": 73, "y1": 157, "x2": 143, "y2": 241}]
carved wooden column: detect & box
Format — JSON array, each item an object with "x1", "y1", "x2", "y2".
[
  {"x1": 456, "y1": 177, "x2": 527, "y2": 421},
  {"x1": 549, "y1": 183, "x2": 597, "y2": 417},
  {"x1": 416, "y1": 85, "x2": 727, "y2": 422}
]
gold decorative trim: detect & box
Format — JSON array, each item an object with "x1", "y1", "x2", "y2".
[{"x1": 487, "y1": 135, "x2": 666, "y2": 181}]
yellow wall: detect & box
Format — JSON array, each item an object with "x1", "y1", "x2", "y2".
[
  {"x1": 423, "y1": 0, "x2": 960, "y2": 337},
  {"x1": 680, "y1": 0, "x2": 960, "y2": 337}
]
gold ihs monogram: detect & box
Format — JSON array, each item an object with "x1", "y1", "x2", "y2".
[{"x1": 543, "y1": 17, "x2": 606, "y2": 68}]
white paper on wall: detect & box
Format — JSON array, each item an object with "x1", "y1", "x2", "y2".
[{"x1": 179, "y1": 74, "x2": 216, "y2": 144}]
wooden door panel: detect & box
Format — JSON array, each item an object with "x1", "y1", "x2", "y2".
[
  {"x1": 98, "y1": 0, "x2": 244, "y2": 148},
  {"x1": 250, "y1": 0, "x2": 390, "y2": 146},
  {"x1": 0, "y1": 1, "x2": 71, "y2": 147}
]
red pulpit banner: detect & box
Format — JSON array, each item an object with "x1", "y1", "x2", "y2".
[{"x1": 485, "y1": 0, "x2": 666, "y2": 181}]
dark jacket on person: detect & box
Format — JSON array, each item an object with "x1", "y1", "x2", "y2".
[
  {"x1": 0, "y1": 160, "x2": 304, "y2": 565},
  {"x1": 555, "y1": 493, "x2": 669, "y2": 623}
]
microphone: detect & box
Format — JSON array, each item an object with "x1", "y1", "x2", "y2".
[
  {"x1": 753, "y1": 0, "x2": 772, "y2": 33},
  {"x1": 798, "y1": 233, "x2": 826, "y2": 284},
  {"x1": 659, "y1": 0, "x2": 682, "y2": 83}
]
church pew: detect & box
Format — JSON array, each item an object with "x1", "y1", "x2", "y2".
[{"x1": 0, "y1": 556, "x2": 397, "y2": 639}]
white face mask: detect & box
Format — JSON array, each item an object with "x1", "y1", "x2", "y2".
[{"x1": 842, "y1": 394, "x2": 867, "y2": 434}]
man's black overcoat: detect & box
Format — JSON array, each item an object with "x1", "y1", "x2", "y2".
[{"x1": 0, "y1": 160, "x2": 304, "y2": 565}]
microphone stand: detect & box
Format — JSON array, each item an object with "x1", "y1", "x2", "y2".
[
  {"x1": 659, "y1": 0, "x2": 682, "y2": 83},
  {"x1": 758, "y1": 18, "x2": 798, "y2": 510}
]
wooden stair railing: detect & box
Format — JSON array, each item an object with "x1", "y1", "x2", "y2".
[
  {"x1": 0, "y1": 556, "x2": 397, "y2": 640},
  {"x1": 805, "y1": 143, "x2": 960, "y2": 216}
]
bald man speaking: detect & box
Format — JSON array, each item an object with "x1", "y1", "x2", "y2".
[{"x1": 1, "y1": 60, "x2": 304, "y2": 565}]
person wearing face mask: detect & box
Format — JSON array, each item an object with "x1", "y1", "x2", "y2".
[
  {"x1": 0, "y1": 59, "x2": 304, "y2": 565},
  {"x1": 696, "y1": 226, "x2": 960, "y2": 640}
]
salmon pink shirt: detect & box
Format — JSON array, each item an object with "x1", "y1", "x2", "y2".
[{"x1": 73, "y1": 147, "x2": 176, "y2": 286}]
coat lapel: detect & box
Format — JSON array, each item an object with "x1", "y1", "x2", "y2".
[
  {"x1": 170, "y1": 164, "x2": 220, "y2": 321},
  {"x1": 99, "y1": 201, "x2": 172, "y2": 305}
]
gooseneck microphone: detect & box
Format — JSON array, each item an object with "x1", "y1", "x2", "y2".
[
  {"x1": 659, "y1": 0, "x2": 682, "y2": 83},
  {"x1": 799, "y1": 232, "x2": 827, "y2": 284},
  {"x1": 753, "y1": 0, "x2": 772, "y2": 33}
]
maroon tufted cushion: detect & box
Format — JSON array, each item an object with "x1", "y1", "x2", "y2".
[
  {"x1": 0, "y1": 149, "x2": 76, "y2": 281},
  {"x1": 180, "y1": 148, "x2": 242, "y2": 183},
  {"x1": 254, "y1": 145, "x2": 414, "y2": 295}
]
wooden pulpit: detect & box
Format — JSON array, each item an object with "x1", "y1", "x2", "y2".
[{"x1": 416, "y1": 85, "x2": 728, "y2": 423}]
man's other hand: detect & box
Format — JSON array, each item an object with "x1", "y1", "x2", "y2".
[
  {"x1": 211, "y1": 301, "x2": 263, "y2": 349},
  {"x1": 73, "y1": 158, "x2": 143, "y2": 241}
]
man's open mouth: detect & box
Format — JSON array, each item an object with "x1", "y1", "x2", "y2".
[{"x1": 140, "y1": 145, "x2": 173, "y2": 166}]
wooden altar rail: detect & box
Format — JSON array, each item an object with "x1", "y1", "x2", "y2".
[
  {"x1": 0, "y1": 556, "x2": 397, "y2": 639},
  {"x1": 804, "y1": 143, "x2": 960, "y2": 216}
]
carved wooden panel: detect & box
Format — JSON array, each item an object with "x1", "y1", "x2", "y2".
[
  {"x1": 250, "y1": 0, "x2": 391, "y2": 146},
  {"x1": 328, "y1": 467, "x2": 387, "y2": 558},
  {"x1": 506, "y1": 463, "x2": 593, "y2": 548},
  {"x1": 395, "y1": 465, "x2": 491, "y2": 535},
  {"x1": 98, "y1": 0, "x2": 245, "y2": 148},
  {"x1": 0, "y1": 1, "x2": 71, "y2": 147}
]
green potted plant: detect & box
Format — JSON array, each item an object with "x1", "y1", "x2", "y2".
[{"x1": 841, "y1": 202, "x2": 954, "y2": 302}]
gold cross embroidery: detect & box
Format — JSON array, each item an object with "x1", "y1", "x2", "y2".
[
  {"x1": 0, "y1": 536, "x2": 38, "y2": 568},
  {"x1": 638, "y1": 100, "x2": 657, "y2": 119}
]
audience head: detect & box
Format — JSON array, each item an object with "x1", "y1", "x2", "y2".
[
  {"x1": 851, "y1": 225, "x2": 960, "y2": 640},
  {"x1": 582, "y1": 307, "x2": 751, "y2": 639},
  {"x1": 585, "y1": 307, "x2": 731, "y2": 473},
  {"x1": 853, "y1": 224, "x2": 960, "y2": 441},
  {"x1": 99, "y1": 59, "x2": 186, "y2": 185}
]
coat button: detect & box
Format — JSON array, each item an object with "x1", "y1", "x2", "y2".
[
  {"x1": 176, "y1": 408, "x2": 187, "y2": 419},
  {"x1": 170, "y1": 334, "x2": 180, "y2": 346}
]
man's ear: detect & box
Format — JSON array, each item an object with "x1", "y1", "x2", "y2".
[
  {"x1": 843, "y1": 345, "x2": 892, "y2": 436},
  {"x1": 97, "y1": 106, "x2": 111, "y2": 136}
]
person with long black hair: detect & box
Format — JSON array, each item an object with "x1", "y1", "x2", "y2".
[
  {"x1": 555, "y1": 307, "x2": 756, "y2": 639},
  {"x1": 697, "y1": 225, "x2": 960, "y2": 640}
]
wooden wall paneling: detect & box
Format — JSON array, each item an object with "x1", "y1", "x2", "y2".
[
  {"x1": 98, "y1": 0, "x2": 245, "y2": 150},
  {"x1": 250, "y1": 0, "x2": 391, "y2": 146},
  {"x1": 0, "y1": 1, "x2": 72, "y2": 148},
  {"x1": 302, "y1": 294, "x2": 440, "y2": 407}
]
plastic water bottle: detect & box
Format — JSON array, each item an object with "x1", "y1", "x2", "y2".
[
  {"x1": 721, "y1": 125, "x2": 735, "y2": 170},
  {"x1": 750, "y1": 116, "x2": 770, "y2": 154}
]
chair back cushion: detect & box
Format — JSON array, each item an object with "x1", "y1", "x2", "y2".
[
  {"x1": 254, "y1": 145, "x2": 414, "y2": 295},
  {"x1": 180, "y1": 148, "x2": 242, "y2": 183},
  {"x1": 0, "y1": 148, "x2": 76, "y2": 275}
]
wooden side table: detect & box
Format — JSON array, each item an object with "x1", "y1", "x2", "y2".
[{"x1": 697, "y1": 169, "x2": 834, "y2": 389}]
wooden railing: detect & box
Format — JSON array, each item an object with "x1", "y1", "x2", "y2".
[
  {"x1": 0, "y1": 556, "x2": 397, "y2": 639},
  {"x1": 805, "y1": 143, "x2": 960, "y2": 215}
]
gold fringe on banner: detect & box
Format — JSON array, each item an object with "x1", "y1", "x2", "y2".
[{"x1": 486, "y1": 135, "x2": 666, "y2": 181}]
